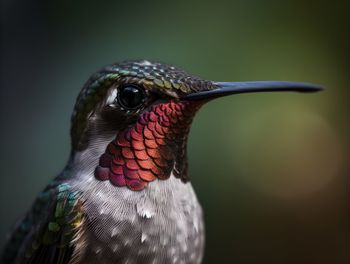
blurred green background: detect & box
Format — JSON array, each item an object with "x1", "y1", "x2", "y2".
[{"x1": 1, "y1": 0, "x2": 349, "y2": 263}]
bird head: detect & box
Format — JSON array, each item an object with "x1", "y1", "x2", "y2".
[{"x1": 70, "y1": 60, "x2": 321, "y2": 191}]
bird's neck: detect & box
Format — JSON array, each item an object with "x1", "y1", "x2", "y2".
[
  {"x1": 66, "y1": 132, "x2": 115, "y2": 179},
  {"x1": 67, "y1": 100, "x2": 203, "y2": 191}
]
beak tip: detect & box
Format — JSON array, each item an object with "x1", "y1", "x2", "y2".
[{"x1": 305, "y1": 84, "x2": 324, "y2": 92}]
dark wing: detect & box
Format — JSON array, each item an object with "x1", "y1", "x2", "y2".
[{"x1": 1, "y1": 183, "x2": 84, "y2": 264}]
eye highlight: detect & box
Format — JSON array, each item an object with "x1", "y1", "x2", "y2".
[{"x1": 117, "y1": 85, "x2": 145, "y2": 110}]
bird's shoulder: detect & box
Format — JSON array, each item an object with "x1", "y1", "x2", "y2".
[{"x1": 1, "y1": 182, "x2": 84, "y2": 264}]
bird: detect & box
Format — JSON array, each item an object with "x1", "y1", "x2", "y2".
[{"x1": 1, "y1": 60, "x2": 322, "y2": 264}]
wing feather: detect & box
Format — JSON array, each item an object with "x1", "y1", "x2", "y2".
[{"x1": 1, "y1": 183, "x2": 84, "y2": 264}]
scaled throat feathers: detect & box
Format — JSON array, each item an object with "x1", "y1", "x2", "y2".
[
  {"x1": 69, "y1": 60, "x2": 212, "y2": 192},
  {"x1": 94, "y1": 100, "x2": 202, "y2": 191}
]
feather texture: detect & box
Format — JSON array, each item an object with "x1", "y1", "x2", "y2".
[{"x1": 1, "y1": 183, "x2": 84, "y2": 264}]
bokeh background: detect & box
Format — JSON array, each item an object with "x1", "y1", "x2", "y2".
[{"x1": 1, "y1": 0, "x2": 349, "y2": 263}]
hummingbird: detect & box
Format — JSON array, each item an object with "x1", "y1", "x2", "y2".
[{"x1": 1, "y1": 60, "x2": 322, "y2": 264}]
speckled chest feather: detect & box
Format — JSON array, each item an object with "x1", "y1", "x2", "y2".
[{"x1": 70, "y1": 174, "x2": 205, "y2": 264}]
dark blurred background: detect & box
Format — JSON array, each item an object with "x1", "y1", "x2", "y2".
[{"x1": 1, "y1": 0, "x2": 349, "y2": 263}]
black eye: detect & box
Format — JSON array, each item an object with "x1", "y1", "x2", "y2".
[{"x1": 117, "y1": 85, "x2": 145, "y2": 110}]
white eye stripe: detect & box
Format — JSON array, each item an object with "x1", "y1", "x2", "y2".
[{"x1": 105, "y1": 89, "x2": 118, "y2": 106}]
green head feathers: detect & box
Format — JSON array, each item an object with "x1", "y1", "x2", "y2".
[{"x1": 70, "y1": 60, "x2": 215, "y2": 150}]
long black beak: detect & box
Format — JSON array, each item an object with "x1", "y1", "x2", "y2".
[{"x1": 183, "y1": 81, "x2": 323, "y2": 101}]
